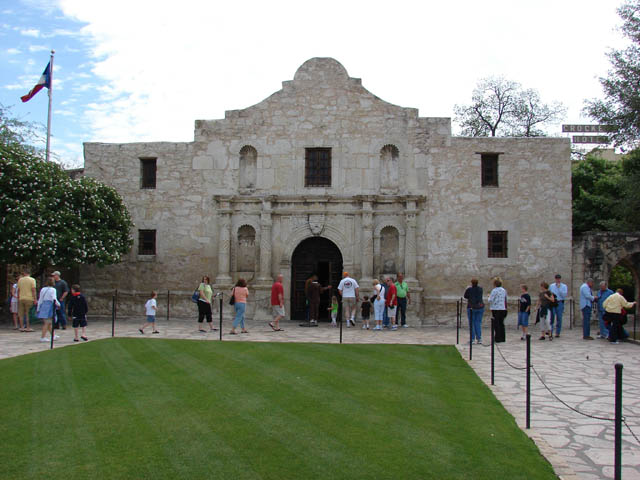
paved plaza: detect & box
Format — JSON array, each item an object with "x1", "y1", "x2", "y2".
[{"x1": 1, "y1": 316, "x2": 639, "y2": 480}]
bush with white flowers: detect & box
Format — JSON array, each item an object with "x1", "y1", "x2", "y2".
[{"x1": 0, "y1": 143, "x2": 133, "y2": 269}]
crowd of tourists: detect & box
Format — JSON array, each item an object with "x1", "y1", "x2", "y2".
[
  {"x1": 10, "y1": 270, "x2": 88, "y2": 343},
  {"x1": 8, "y1": 268, "x2": 636, "y2": 345},
  {"x1": 462, "y1": 274, "x2": 636, "y2": 345}
]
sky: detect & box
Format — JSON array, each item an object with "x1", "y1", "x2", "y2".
[{"x1": 0, "y1": 0, "x2": 628, "y2": 167}]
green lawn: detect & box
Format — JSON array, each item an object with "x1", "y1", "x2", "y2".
[{"x1": 0, "y1": 339, "x2": 557, "y2": 479}]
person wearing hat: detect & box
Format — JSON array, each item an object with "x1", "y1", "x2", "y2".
[
  {"x1": 549, "y1": 274, "x2": 568, "y2": 338},
  {"x1": 52, "y1": 270, "x2": 70, "y2": 330}
]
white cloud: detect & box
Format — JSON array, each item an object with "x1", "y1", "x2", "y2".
[
  {"x1": 20, "y1": 28, "x2": 40, "y2": 37},
  {"x1": 29, "y1": 45, "x2": 49, "y2": 52},
  {"x1": 6, "y1": 47, "x2": 20, "y2": 54},
  {"x1": 56, "y1": 0, "x2": 625, "y2": 146}
]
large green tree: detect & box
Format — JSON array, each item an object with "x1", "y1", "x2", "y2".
[
  {"x1": 454, "y1": 76, "x2": 565, "y2": 137},
  {"x1": 572, "y1": 149, "x2": 640, "y2": 234},
  {"x1": 0, "y1": 107, "x2": 133, "y2": 270},
  {"x1": 585, "y1": 0, "x2": 640, "y2": 147}
]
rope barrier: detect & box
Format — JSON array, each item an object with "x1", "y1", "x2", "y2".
[
  {"x1": 494, "y1": 343, "x2": 526, "y2": 371},
  {"x1": 623, "y1": 420, "x2": 640, "y2": 446},
  {"x1": 531, "y1": 365, "x2": 615, "y2": 422}
]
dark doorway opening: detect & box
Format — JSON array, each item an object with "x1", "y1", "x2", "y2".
[{"x1": 291, "y1": 237, "x2": 343, "y2": 321}]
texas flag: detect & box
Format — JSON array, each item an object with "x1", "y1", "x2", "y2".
[{"x1": 21, "y1": 62, "x2": 51, "y2": 102}]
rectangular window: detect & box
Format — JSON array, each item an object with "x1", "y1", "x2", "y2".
[
  {"x1": 138, "y1": 229, "x2": 156, "y2": 255},
  {"x1": 488, "y1": 231, "x2": 508, "y2": 258},
  {"x1": 140, "y1": 158, "x2": 157, "y2": 189},
  {"x1": 481, "y1": 153, "x2": 499, "y2": 187},
  {"x1": 305, "y1": 148, "x2": 331, "y2": 187}
]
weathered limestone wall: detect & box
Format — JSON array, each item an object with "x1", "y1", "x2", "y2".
[{"x1": 80, "y1": 58, "x2": 572, "y2": 324}]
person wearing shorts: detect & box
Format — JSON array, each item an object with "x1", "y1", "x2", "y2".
[
  {"x1": 139, "y1": 291, "x2": 159, "y2": 334},
  {"x1": 338, "y1": 272, "x2": 359, "y2": 327},
  {"x1": 270, "y1": 274, "x2": 285, "y2": 331},
  {"x1": 518, "y1": 284, "x2": 531, "y2": 340},
  {"x1": 17, "y1": 270, "x2": 37, "y2": 332},
  {"x1": 67, "y1": 284, "x2": 89, "y2": 342}
]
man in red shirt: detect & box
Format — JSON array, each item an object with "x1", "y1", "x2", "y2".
[
  {"x1": 385, "y1": 277, "x2": 398, "y2": 331},
  {"x1": 269, "y1": 274, "x2": 285, "y2": 331}
]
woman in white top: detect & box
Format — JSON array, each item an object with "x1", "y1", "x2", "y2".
[
  {"x1": 10, "y1": 275, "x2": 19, "y2": 330},
  {"x1": 372, "y1": 279, "x2": 386, "y2": 331},
  {"x1": 37, "y1": 277, "x2": 60, "y2": 343},
  {"x1": 488, "y1": 277, "x2": 508, "y2": 343}
]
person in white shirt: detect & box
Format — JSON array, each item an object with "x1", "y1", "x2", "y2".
[
  {"x1": 37, "y1": 277, "x2": 60, "y2": 343},
  {"x1": 139, "y1": 291, "x2": 159, "y2": 334},
  {"x1": 338, "y1": 272, "x2": 359, "y2": 327},
  {"x1": 548, "y1": 274, "x2": 568, "y2": 338},
  {"x1": 488, "y1": 277, "x2": 508, "y2": 343}
]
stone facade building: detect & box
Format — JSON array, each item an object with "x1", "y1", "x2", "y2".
[{"x1": 81, "y1": 57, "x2": 572, "y2": 323}]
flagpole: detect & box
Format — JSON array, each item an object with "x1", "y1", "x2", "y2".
[{"x1": 46, "y1": 50, "x2": 54, "y2": 162}]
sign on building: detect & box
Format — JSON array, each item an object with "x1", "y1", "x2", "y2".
[
  {"x1": 562, "y1": 124, "x2": 615, "y2": 133},
  {"x1": 572, "y1": 135, "x2": 611, "y2": 144}
]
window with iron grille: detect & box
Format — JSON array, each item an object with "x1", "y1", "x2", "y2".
[
  {"x1": 305, "y1": 148, "x2": 331, "y2": 187},
  {"x1": 138, "y1": 229, "x2": 156, "y2": 255},
  {"x1": 481, "y1": 153, "x2": 499, "y2": 187},
  {"x1": 140, "y1": 158, "x2": 157, "y2": 189},
  {"x1": 488, "y1": 231, "x2": 508, "y2": 258}
]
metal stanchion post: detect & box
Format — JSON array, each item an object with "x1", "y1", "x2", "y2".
[
  {"x1": 111, "y1": 294, "x2": 115, "y2": 337},
  {"x1": 526, "y1": 333, "x2": 531, "y2": 429},
  {"x1": 167, "y1": 290, "x2": 170, "y2": 322},
  {"x1": 469, "y1": 313, "x2": 473, "y2": 360},
  {"x1": 219, "y1": 294, "x2": 223, "y2": 341},
  {"x1": 50, "y1": 320, "x2": 54, "y2": 350},
  {"x1": 614, "y1": 363, "x2": 623, "y2": 480},
  {"x1": 339, "y1": 301, "x2": 343, "y2": 344},
  {"x1": 491, "y1": 316, "x2": 495, "y2": 386},
  {"x1": 456, "y1": 300, "x2": 460, "y2": 345}
]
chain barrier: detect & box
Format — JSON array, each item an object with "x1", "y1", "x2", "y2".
[
  {"x1": 531, "y1": 365, "x2": 615, "y2": 422},
  {"x1": 494, "y1": 343, "x2": 526, "y2": 371}
]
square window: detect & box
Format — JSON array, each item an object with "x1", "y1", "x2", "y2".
[
  {"x1": 140, "y1": 158, "x2": 157, "y2": 189},
  {"x1": 488, "y1": 231, "x2": 508, "y2": 258},
  {"x1": 138, "y1": 229, "x2": 156, "y2": 255},
  {"x1": 305, "y1": 148, "x2": 331, "y2": 187},
  {"x1": 481, "y1": 153, "x2": 499, "y2": 187}
]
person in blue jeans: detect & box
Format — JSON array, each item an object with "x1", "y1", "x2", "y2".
[
  {"x1": 518, "y1": 284, "x2": 531, "y2": 340},
  {"x1": 579, "y1": 278, "x2": 595, "y2": 340},
  {"x1": 595, "y1": 281, "x2": 614, "y2": 339},
  {"x1": 463, "y1": 278, "x2": 484, "y2": 344},
  {"x1": 549, "y1": 274, "x2": 567, "y2": 337}
]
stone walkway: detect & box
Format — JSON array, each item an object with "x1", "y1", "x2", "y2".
[{"x1": 1, "y1": 317, "x2": 639, "y2": 479}]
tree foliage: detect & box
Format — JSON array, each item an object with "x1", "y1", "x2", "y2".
[
  {"x1": 0, "y1": 108, "x2": 133, "y2": 270},
  {"x1": 454, "y1": 76, "x2": 565, "y2": 137},
  {"x1": 585, "y1": 0, "x2": 640, "y2": 147},
  {"x1": 572, "y1": 148, "x2": 640, "y2": 234}
]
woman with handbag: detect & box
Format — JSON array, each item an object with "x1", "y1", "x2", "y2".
[
  {"x1": 229, "y1": 278, "x2": 249, "y2": 335},
  {"x1": 197, "y1": 276, "x2": 216, "y2": 332}
]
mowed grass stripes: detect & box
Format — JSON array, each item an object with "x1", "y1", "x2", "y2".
[{"x1": 0, "y1": 339, "x2": 556, "y2": 480}]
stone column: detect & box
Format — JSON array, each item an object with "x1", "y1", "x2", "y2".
[
  {"x1": 404, "y1": 199, "x2": 418, "y2": 282},
  {"x1": 360, "y1": 199, "x2": 374, "y2": 286},
  {"x1": 215, "y1": 197, "x2": 232, "y2": 284},
  {"x1": 373, "y1": 233, "x2": 381, "y2": 280},
  {"x1": 257, "y1": 198, "x2": 273, "y2": 285}
]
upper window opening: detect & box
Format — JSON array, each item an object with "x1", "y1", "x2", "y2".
[
  {"x1": 481, "y1": 153, "x2": 499, "y2": 187},
  {"x1": 305, "y1": 148, "x2": 331, "y2": 187},
  {"x1": 140, "y1": 158, "x2": 157, "y2": 189}
]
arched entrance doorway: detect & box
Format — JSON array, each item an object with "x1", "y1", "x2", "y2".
[{"x1": 291, "y1": 237, "x2": 343, "y2": 320}]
